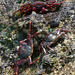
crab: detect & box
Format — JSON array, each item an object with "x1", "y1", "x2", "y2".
[
  {"x1": 13, "y1": 0, "x2": 65, "y2": 17},
  {"x1": 40, "y1": 28, "x2": 70, "y2": 54},
  {"x1": 13, "y1": 21, "x2": 41, "y2": 75}
]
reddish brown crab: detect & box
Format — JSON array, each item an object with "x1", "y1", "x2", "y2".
[
  {"x1": 13, "y1": 21, "x2": 41, "y2": 75},
  {"x1": 13, "y1": 0, "x2": 65, "y2": 16},
  {"x1": 40, "y1": 28, "x2": 70, "y2": 54}
]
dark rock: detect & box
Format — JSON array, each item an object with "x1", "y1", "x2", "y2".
[
  {"x1": 65, "y1": 56, "x2": 74, "y2": 63},
  {"x1": 0, "y1": 66, "x2": 3, "y2": 74},
  {"x1": 72, "y1": 16, "x2": 75, "y2": 20},
  {"x1": 49, "y1": 21, "x2": 59, "y2": 28}
]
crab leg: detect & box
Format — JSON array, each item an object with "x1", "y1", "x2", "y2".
[
  {"x1": 40, "y1": 42, "x2": 47, "y2": 54},
  {"x1": 56, "y1": 29, "x2": 70, "y2": 39},
  {"x1": 52, "y1": 0, "x2": 56, "y2": 3},
  {"x1": 53, "y1": 0, "x2": 65, "y2": 4},
  {"x1": 51, "y1": 0, "x2": 65, "y2": 6},
  {"x1": 60, "y1": 29, "x2": 70, "y2": 33},
  {"x1": 17, "y1": 8, "x2": 27, "y2": 16},
  {"x1": 13, "y1": 8, "x2": 23, "y2": 15},
  {"x1": 28, "y1": 21, "x2": 32, "y2": 36},
  {"x1": 30, "y1": 32, "x2": 40, "y2": 38},
  {"x1": 20, "y1": 3, "x2": 31, "y2": 8},
  {"x1": 47, "y1": 45, "x2": 55, "y2": 52},
  {"x1": 14, "y1": 59, "x2": 28, "y2": 75},
  {"x1": 28, "y1": 57, "x2": 39, "y2": 65},
  {"x1": 46, "y1": 0, "x2": 56, "y2": 3},
  {"x1": 30, "y1": 30, "x2": 42, "y2": 38},
  {"x1": 42, "y1": 46, "x2": 47, "y2": 54},
  {"x1": 58, "y1": 0, "x2": 65, "y2": 4},
  {"x1": 23, "y1": 8, "x2": 32, "y2": 17},
  {"x1": 19, "y1": 39, "x2": 27, "y2": 45},
  {"x1": 14, "y1": 57, "x2": 39, "y2": 74},
  {"x1": 57, "y1": 32, "x2": 69, "y2": 39},
  {"x1": 13, "y1": 3, "x2": 31, "y2": 15},
  {"x1": 14, "y1": 65, "x2": 18, "y2": 75},
  {"x1": 27, "y1": 21, "x2": 32, "y2": 41},
  {"x1": 56, "y1": 29, "x2": 70, "y2": 34}
]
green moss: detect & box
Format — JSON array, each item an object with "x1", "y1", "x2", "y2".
[
  {"x1": 8, "y1": 8, "x2": 12, "y2": 12},
  {"x1": 48, "y1": 28, "x2": 54, "y2": 33},
  {"x1": 0, "y1": 23, "x2": 7, "y2": 32},
  {"x1": 7, "y1": 25, "x2": 15, "y2": 33},
  {"x1": 16, "y1": 0, "x2": 22, "y2": 4},
  {"x1": 0, "y1": 24, "x2": 17, "y2": 51},
  {"x1": 62, "y1": 63, "x2": 65, "y2": 67},
  {"x1": 16, "y1": 0, "x2": 26, "y2": 4}
]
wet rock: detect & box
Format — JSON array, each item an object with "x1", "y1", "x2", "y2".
[
  {"x1": 42, "y1": 54, "x2": 52, "y2": 64},
  {"x1": 65, "y1": 55, "x2": 74, "y2": 63},
  {"x1": 72, "y1": 16, "x2": 75, "y2": 20},
  {"x1": 48, "y1": 21, "x2": 59, "y2": 28}
]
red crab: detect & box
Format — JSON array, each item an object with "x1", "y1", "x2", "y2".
[
  {"x1": 13, "y1": 21, "x2": 41, "y2": 75},
  {"x1": 13, "y1": 0, "x2": 65, "y2": 16},
  {"x1": 40, "y1": 28, "x2": 70, "y2": 54}
]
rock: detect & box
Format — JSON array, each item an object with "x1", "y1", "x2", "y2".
[
  {"x1": 42, "y1": 54, "x2": 52, "y2": 64},
  {"x1": 49, "y1": 21, "x2": 59, "y2": 28}
]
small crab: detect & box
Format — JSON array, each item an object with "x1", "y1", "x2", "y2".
[
  {"x1": 13, "y1": 0, "x2": 65, "y2": 17},
  {"x1": 13, "y1": 21, "x2": 41, "y2": 75},
  {"x1": 40, "y1": 28, "x2": 70, "y2": 54}
]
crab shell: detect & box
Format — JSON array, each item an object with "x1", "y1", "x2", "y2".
[
  {"x1": 43, "y1": 32, "x2": 63, "y2": 46},
  {"x1": 18, "y1": 44, "x2": 32, "y2": 59},
  {"x1": 46, "y1": 33, "x2": 58, "y2": 42}
]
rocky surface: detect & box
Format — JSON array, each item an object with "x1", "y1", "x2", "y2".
[{"x1": 0, "y1": 0, "x2": 75, "y2": 75}]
